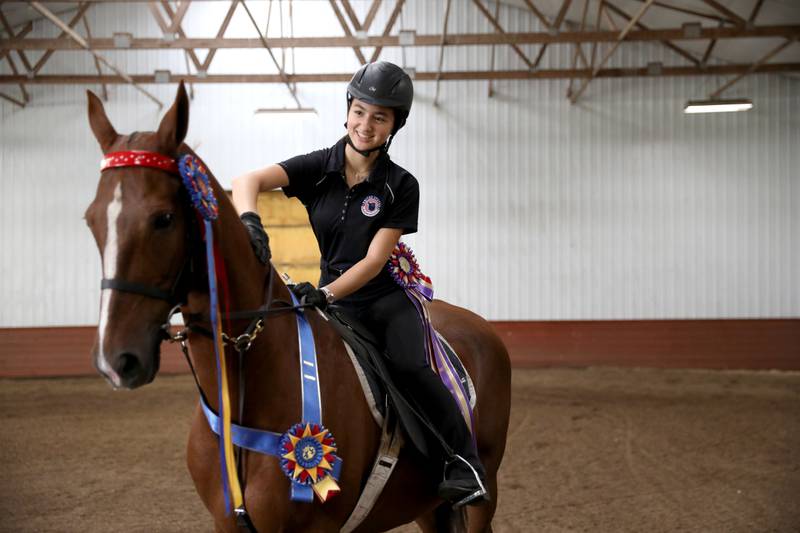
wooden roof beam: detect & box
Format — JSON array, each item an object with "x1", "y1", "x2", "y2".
[
  {"x1": 0, "y1": 22, "x2": 32, "y2": 64},
  {"x1": 532, "y1": 0, "x2": 573, "y2": 69},
  {"x1": 487, "y1": 0, "x2": 500, "y2": 97},
  {"x1": 567, "y1": 0, "x2": 591, "y2": 99},
  {"x1": 604, "y1": 1, "x2": 701, "y2": 67},
  {"x1": 200, "y1": 0, "x2": 238, "y2": 71},
  {"x1": 709, "y1": 37, "x2": 798, "y2": 98},
  {"x1": 570, "y1": 0, "x2": 655, "y2": 103},
  {"x1": 167, "y1": 1, "x2": 191, "y2": 33},
  {"x1": 5, "y1": 26, "x2": 800, "y2": 51},
  {"x1": 4, "y1": 62, "x2": 798, "y2": 85},
  {"x1": 81, "y1": 14, "x2": 106, "y2": 101},
  {"x1": 340, "y1": 0, "x2": 362, "y2": 31},
  {"x1": 630, "y1": 0, "x2": 734, "y2": 24},
  {"x1": 433, "y1": 0, "x2": 452, "y2": 106},
  {"x1": 370, "y1": 0, "x2": 405, "y2": 63},
  {"x1": 472, "y1": 0, "x2": 535, "y2": 70},
  {"x1": 700, "y1": 0, "x2": 746, "y2": 27},
  {"x1": 0, "y1": 12, "x2": 30, "y2": 104},
  {"x1": 362, "y1": 0, "x2": 382, "y2": 32},
  {"x1": 0, "y1": 90, "x2": 26, "y2": 107},
  {"x1": 29, "y1": 1, "x2": 163, "y2": 107},
  {"x1": 521, "y1": 0, "x2": 553, "y2": 31},
  {"x1": 0, "y1": 14, "x2": 33, "y2": 72},
  {"x1": 329, "y1": 0, "x2": 367, "y2": 64},
  {"x1": 239, "y1": 0, "x2": 303, "y2": 109},
  {"x1": 31, "y1": 3, "x2": 90, "y2": 76},
  {"x1": 150, "y1": 1, "x2": 202, "y2": 72}
]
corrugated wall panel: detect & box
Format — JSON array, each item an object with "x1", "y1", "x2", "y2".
[{"x1": 1, "y1": 1, "x2": 798, "y2": 326}]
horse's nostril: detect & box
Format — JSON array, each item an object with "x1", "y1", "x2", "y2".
[{"x1": 117, "y1": 352, "x2": 142, "y2": 381}]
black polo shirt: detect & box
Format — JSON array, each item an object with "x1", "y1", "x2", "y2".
[{"x1": 279, "y1": 137, "x2": 419, "y2": 304}]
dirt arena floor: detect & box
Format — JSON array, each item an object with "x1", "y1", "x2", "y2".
[{"x1": 2, "y1": 367, "x2": 799, "y2": 533}]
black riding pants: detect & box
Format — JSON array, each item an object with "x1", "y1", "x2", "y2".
[{"x1": 350, "y1": 289, "x2": 478, "y2": 466}]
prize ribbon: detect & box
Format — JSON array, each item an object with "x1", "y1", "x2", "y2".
[
  {"x1": 280, "y1": 422, "x2": 341, "y2": 503},
  {"x1": 179, "y1": 154, "x2": 242, "y2": 514},
  {"x1": 387, "y1": 243, "x2": 475, "y2": 436}
]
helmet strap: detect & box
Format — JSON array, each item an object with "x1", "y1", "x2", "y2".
[{"x1": 345, "y1": 134, "x2": 386, "y2": 158}]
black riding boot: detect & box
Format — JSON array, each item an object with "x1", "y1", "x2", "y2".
[
  {"x1": 399, "y1": 367, "x2": 489, "y2": 507},
  {"x1": 355, "y1": 290, "x2": 489, "y2": 507}
]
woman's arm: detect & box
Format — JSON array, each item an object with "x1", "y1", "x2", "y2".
[
  {"x1": 323, "y1": 227, "x2": 403, "y2": 301},
  {"x1": 231, "y1": 164, "x2": 290, "y2": 215}
]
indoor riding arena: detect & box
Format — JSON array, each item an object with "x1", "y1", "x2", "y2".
[{"x1": 1, "y1": 1, "x2": 798, "y2": 532}]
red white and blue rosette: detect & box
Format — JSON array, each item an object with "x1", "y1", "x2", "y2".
[
  {"x1": 179, "y1": 154, "x2": 218, "y2": 221},
  {"x1": 279, "y1": 422, "x2": 341, "y2": 503},
  {"x1": 387, "y1": 242, "x2": 434, "y2": 301}
]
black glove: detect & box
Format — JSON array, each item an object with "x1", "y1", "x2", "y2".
[
  {"x1": 293, "y1": 281, "x2": 328, "y2": 310},
  {"x1": 240, "y1": 211, "x2": 271, "y2": 264}
]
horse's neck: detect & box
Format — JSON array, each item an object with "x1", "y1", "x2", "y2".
[
  {"x1": 180, "y1": 149, "x2": 297, "y2": 417},
  {"x1": 187, "y1": 148, "x2": 267, "y2": 313}
]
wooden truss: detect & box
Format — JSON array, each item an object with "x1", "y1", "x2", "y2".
[{"x1": 0, "y1": 0, "x2": 798, "y2": 106}]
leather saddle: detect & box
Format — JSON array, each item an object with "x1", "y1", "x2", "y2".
[{"x1": 320, "y1": 304, "x2": 476, "y2": 460}]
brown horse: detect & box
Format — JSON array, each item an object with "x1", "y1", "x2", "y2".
[{"x1": 85, "y1": 82, "x2": 511, "y2": 532}]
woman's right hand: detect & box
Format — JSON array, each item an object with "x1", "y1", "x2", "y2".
[
  {"x1": 231, "y1": 165, "x2": 290, "y2": 264},
  {"x1": 240, "y1": 212, "x2": 271, "y2": 264}
]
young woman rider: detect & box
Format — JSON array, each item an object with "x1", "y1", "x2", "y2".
[{"x1": 231, "y1": 61, "x2": 487, "y2": 507}]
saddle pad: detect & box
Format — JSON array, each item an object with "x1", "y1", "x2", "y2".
[{"x1": 322, "y1": 306, "x2": 476, "y2": 458}]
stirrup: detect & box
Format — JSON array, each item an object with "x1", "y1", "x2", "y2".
[
  {"x1": 440, "y1": 454, "x2": 488, "y2": 508},
  {"x1": 452, "y1": 487, "x2": 488, "y2": 509}
]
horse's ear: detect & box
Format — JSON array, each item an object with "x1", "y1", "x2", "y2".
[
  {"x1": 87, "y1": 90, "x2": 118, "y2": 153},
  {"x1": 157, "y1": 81, "x2": 189, "y2": 153}
]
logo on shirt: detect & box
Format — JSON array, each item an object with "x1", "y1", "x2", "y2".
[{"x1": 361, "y1": 195, "x2": 382, "y2": 217}]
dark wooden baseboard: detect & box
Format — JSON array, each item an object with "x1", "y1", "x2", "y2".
[
  {"x1": 494, "y1": 319, "x2": 799, "y2": 370},
  {"x1": 1, "y1": 319, "x2": 798, "y2": 378},
  {"x1": 0, "y1": 326, "x2": 188, "y2": 378}
]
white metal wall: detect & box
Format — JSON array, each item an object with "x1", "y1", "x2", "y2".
[{"x1": 1, "y1": 1, "x2": 798, "y2": 326}]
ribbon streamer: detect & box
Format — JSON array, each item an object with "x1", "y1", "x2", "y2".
[
  {"x1": 179, "y1": 155, "x2": 243, "y2": 514},
  {"x1": 387, "y1": 243, "x2": 475, "y2": 436}
]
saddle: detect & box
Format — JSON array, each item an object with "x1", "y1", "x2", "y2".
[
  {"x1": 317, "y1": 304, "x2": 478, "y2": 532},
  {"x1": 321, "y1": 305, "x2": 477, "y2": 458}
]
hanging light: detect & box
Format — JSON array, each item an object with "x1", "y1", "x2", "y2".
[
  {"x1": 254, "y1": 108, "x2": 317, "y2": 115},
  {"x1": 683, "y1": 98, "x2": 753, "y2": 114}
]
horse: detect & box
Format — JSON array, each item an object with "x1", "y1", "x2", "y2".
[{"x1": 84, "y1": 82, "x2": 511, "y2": 532}]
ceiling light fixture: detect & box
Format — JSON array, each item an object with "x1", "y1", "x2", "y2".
[
  {"x1": 683, "y1": 98, "x2": 753, "y2": 114},
  {"x1": 254, "y1": 107, "x2": 318, "y2": 115}
]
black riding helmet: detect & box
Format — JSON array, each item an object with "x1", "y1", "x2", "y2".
[{"x1": 346, "y1": 61, "x2": 413, "y2": 156}]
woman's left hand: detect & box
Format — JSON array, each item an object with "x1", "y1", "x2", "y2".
[{"x1": 293, "y1": 282, "x2": 328, "y2": 309}]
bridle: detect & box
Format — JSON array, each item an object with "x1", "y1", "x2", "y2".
[
  {"x1": 99, "y1": 150, "x2": 196, "y2": 309},
  {"x1": 98, "y1": 149, "x2": 309, "y2": 346}
]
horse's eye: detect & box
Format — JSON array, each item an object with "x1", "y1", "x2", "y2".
[{"x1": 154, "y1": 212, "x2": 174, "y2": 230}]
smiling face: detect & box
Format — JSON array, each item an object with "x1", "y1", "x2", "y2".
[{"x1": 346, "y1": 98, "x2": 395, "y2": 152}]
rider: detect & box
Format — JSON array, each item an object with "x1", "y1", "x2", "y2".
[{"x1": 231, "y1": 61, "x2": 487, "y2": 506}]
